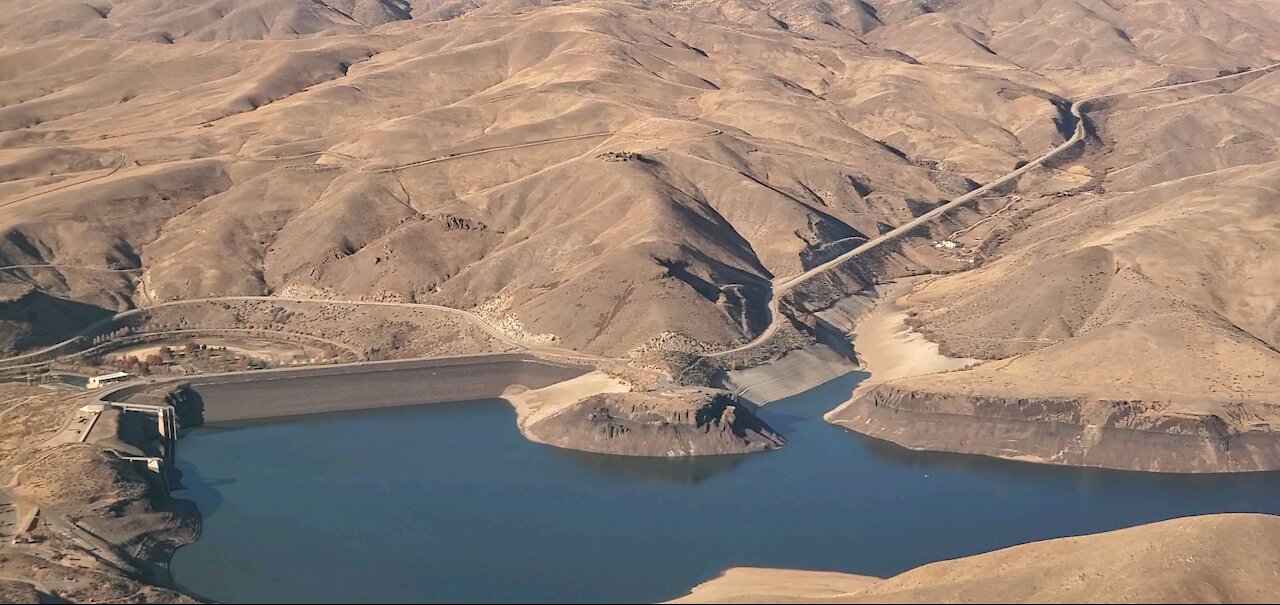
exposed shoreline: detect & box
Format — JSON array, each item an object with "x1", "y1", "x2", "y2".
[
  {"x1": 28, "y1": 289, "x2": 1276, "y2": 604},
  {"x1": 843, "y1": 283, "x2": 980, "y2": 386},
  {"x1": 123, "y1": 356, "x2": 784, "y2": 594},
  {"x1": 669, "y1": 567, "x2": 880, "y2": 603},
  {"x1": 82, "y1": 347, "x2": 1280, "y2": 604},
  {"x1": 503, "y1": 370, "x2": 632, "y2": 429},
  {"x1": 723, "y1": 344, "x2": 860, "y2": 405},
  {"x1": 821, "y1": 282, "x2": 1280, "y2": 474},
  {"x1": 86, "y1": 354, "x2": 596, "y2": 602}
]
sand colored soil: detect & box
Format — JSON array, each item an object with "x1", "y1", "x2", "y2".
[
  {"x1": 0, "y1": 383, "x2": 196, "y2": 604},
  {"x1": 106, "y1": 336, "x2": 324, "y2": 364},
  {"x1": 6, "y1": 0, "x2": 1280, "y2": 362},
  {"x1": 670, "y1": 568, "x2": 878, "y2": 604},
  {"x1": 850, "y1": 284, "x2": 980, "y2": 384},
  {"x1": 672, "y1": 514, "x2": 1280, "y2": 604},
  {"x1": 822, "y1": 73, "x2": 1280, "y2": 471},
  {"x1": 503, "y1": 371, "x2": 631, "y2": 430}
]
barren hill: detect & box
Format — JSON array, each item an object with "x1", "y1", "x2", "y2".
[
  {"x1": 1, "y1": 1, "x2": 1278, "y2": 472},
  {"x1": 673, "y1": 514, "x2": 1280, "y2": 603},
  {"x1": 831, "y1": 61, "x2": 1280, "y2": 472},
  {"x1": 3, "y1": 0, "x2": 1278, "y2": 362}
]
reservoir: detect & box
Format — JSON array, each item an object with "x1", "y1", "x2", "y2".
[{"x1": 170, "y1": 372, "x2": 1280, "y2": 603}]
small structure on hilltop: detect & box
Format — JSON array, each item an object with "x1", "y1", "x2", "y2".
[{"x1": 87, "y1": 371, "x2": 130, "y2": 389}]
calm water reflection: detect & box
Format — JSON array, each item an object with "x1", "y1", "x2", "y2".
[{"x1": 171, "y1": 372, "x2": 1280, "y2": 603}]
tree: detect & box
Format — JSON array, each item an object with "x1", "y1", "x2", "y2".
[{"x1": 157, "y1": 346, "x2": 174, "y2": 362}]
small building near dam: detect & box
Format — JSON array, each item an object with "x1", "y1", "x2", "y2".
[{"x1": 87, "y1": 371, "x2": 131, "y2": 389}]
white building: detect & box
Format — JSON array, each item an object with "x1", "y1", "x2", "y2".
[{"x1": 87, "y1": 371, "x2": 130, "y2": 389}]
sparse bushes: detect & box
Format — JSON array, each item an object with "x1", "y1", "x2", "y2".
[{"x1": 597, "y1": 151, "x2": 647, "y2": 162}]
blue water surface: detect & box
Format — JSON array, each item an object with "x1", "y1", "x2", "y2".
[{"x1": 171, "y1": 372, "x2": 1280, "y2": 603}]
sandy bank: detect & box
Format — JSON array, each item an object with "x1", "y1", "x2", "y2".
[
  {"x1": 504, "y1": 370, "x2": 631, "y2": 429},
  {"x1": 723, "y1": 280, "x2": 971, "y2": 409},
  {"x1": 669, "y1": 568, "x2": 878, "y2": 604},
  {"x1": 846, "y1": 284, "x2": 979, "y2": 384},
  {"x1": 506, "y1": 373, "x2": 785, "y2": 456}
]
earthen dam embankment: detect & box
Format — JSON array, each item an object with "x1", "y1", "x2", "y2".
[{"x1": 105, "y1": 353, "x2": 590, "y2": 424}]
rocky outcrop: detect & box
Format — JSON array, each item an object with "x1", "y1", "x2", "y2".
[
  {"x1": 525, "y1": 390, "x2": 785, "y2": 457},
  {"x1": 828, "y1": 384, "x2": 1280, "y2": 473}
]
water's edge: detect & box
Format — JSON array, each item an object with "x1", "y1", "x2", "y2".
[{"x1": 169, "y1": 370, "x2": 1280, "y2": 603}]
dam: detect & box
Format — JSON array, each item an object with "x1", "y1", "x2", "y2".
[
  {"x1": 166, "y1": 370, "x2": 1280, "y2": 604},
  {"x1": 108, "y1": 353, "x2": 590, "y2": 423}
]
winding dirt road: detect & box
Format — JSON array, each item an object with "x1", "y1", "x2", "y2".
[
  {"x1": 0, "y1": 153, "x2": 127, "y2": 210},
  {"x1": 2, "y1": 64, "x2": 1276, "y2": 371},
  {"x1": 0, "y1": 265, "x2": 142, "y2": 273},
  {"x1": 233, "y1": 132, "x2": 615, "y2": 174},
  {"x1": 0, "y1": 293, "x2": 621, "y2": 369},
  {"x1": 709, "y1": 62, "x2": 1280, "y2": 359}
]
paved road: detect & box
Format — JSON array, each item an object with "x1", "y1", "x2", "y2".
[
  {"x1": 69, "y1": 327, "x2": 361, "y2": 359},
  {"x1": 0, "y1": 295, "x2": 521, "y2": 365},
  {"x1": 122, "y1": 296, "x2": 624, "y2": 361},
  {"x1": 0, "y1": 292, "x2": 624, "y2": 369},
  {"x1": 709, "y1": 61, "x2": 1280, "y2": 359}
]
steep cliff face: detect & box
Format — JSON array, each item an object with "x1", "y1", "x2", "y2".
[
  {"x1": 526, "y1": 390, "x2": 785, "y2": 457},
  {"x1": 828, "y1": 384, "x2": 1280, "y2": 473}
]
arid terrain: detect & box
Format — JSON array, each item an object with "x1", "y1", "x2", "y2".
[
  {"x1": 671, "y1": 514, "x2": 1280, "y2": 604},
  {"x1": 3, "y1": 0, "x2": 1276, "y2": 356},
  {"x1": 829, "y1": 60, "x2": 1280, "y2": 472},
  {"x1": 2, "y1": 0, "x2": 1277, "y2": 469},
  {"x1": 0, "y1": 382, "x2": 195, "y2": 603},
  {"x1": 2, "y1": 0, "x2": 1280, "y2": 602}
]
